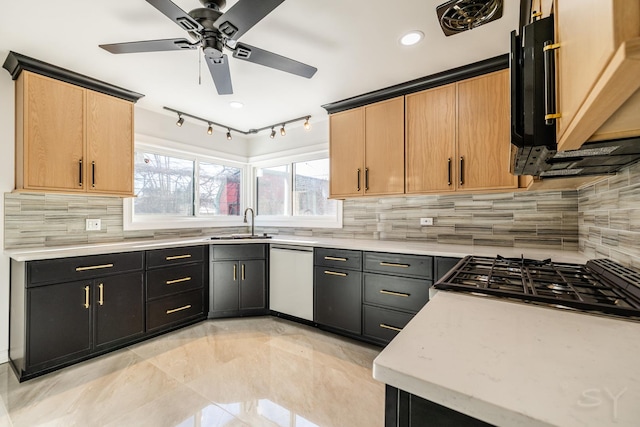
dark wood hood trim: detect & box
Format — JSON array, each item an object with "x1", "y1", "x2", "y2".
[
  {"x1": 3, "y1": 51, "x2": 145, "y2": 103},
  {"x1": 321, "y1": 54, "x2": 508, "y2": 114}
]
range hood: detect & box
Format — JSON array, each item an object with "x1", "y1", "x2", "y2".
[{"x1": 510, "y1": 16, "x2": 640, "y2": 178}]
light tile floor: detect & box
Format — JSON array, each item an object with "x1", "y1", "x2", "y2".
[{"x1": 0, "y1": 317, "x2": 385, "y2": 427}]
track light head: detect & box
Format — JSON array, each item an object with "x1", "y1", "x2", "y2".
[
  {"x1": 280, "y1": 124, "x2": 286, "y2": 136},
  {"x1": 304, "y1": 116, "x2": 311, "y2": 130},
  {"x1": 270, "y1": 127, "x2": 276, "y2": 139},
  {"x1": 226, "y1": 128, "x2": 232, "y2": 140},
  {"x1": 176, "y1": 114, "x2": 184, "y2": 127},
  {"x1": 207, "y1": 123, "x2": 213, "y2": 135}
]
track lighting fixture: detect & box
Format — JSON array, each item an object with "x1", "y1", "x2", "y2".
[{"x1": 164, "y1": 107, "x2": 312, "y2": 140}]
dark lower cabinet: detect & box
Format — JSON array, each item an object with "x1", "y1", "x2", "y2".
[
  {"x1": 434, "y1": 257, "x2": 462, "y2": 282},
  {"x1": 386, "y1": 385, "x2": 494, "y2": 427},
  {"x1": 314, "y1": 265, "x2": 362, "y2": 335}
]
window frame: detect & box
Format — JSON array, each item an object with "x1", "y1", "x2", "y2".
[
  {"x1": 251, "y1": 151, "x2": 343, "y2": 229},
  {"x1": 124, "y1": 140, "x2": 249, "y2": 231}
]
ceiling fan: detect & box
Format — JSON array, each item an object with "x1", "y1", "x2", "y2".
[{"x1": 99, "y1": 0, "x2": 317, "y2": 95}]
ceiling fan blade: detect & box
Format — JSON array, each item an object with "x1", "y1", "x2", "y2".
[
  {"x1": 214, "y1": 0, "x2": 284, "y2": 40},
  {"x1": 205, "y1": 54, "x2": 233, "y2": 95},
  {"x1": 232, "y1": 42, "x2": 317, "y2": 78},
  {"x1": 100, "y1": 38, "x2": 197, "y2": 54},
  {"x1": 146, "y1": 0, "x2": 203, "y2": 32}
]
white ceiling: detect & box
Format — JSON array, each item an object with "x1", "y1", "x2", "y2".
[{"x1": 0, "y1": 0, "x2": 519, "y2": 134}]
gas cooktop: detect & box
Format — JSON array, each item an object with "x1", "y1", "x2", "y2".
[{"x1": 434, "y1": 255, "x2": 640, "y2": 320}]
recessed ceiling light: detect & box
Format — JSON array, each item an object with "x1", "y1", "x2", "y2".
[
  {"x1": 229, "y1": 101, "x2": 243, "y2": 109},
  {"x1": 400, "y1": 31, "x2": 424, "y2": 46}
]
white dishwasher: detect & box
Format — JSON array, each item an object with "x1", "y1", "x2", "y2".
[{"x1": 269, "y1": 245, "x2": 314, "y2": 321}]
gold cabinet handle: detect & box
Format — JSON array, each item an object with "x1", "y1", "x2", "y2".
[
  {"x1": 166, "y1": 254, "x2": 192, "y2": 261},
  {"x1": 76, "y1": 263, "x2": 114, "y2": 272},
  {"x1": 324, "y1": 270, "x2": 347, "y2": 277},
  {"x1": 324, "y1": 256, "x2": 347, "y2": 262},
  {"x1": 166, "y1": 277, "x2": 191, "y2": 285},
  {"x1": 356, "y1": 168, "x2": 361, "y2": 191},
  {"x1": 379, "y1": 262, "x2": 410, "y2": 268},
  {"x1": 84, "y1": 286, "x2": 90, "y2": 309},
  {"x1": 380, "y1": 323, "x2": 403, "y2": 333},
  {"x1": 380, "y1": 290, "x2": 410, "y2": 298},
  {"x1": 166, "y1": 305, "x2": 191, "y2": 315},
  {"x1": 233, "y1": 264, "x2": 237, "y2": 281},
  {"x1": 98, "y1": 283, "x2": 104, "y2": 306},
  {"x1": 241, "y1": 264, "x2": 245, "y2": 281}
]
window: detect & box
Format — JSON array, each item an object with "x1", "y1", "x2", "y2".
[
  {"x1": 198, "y1": 162, "x2": 241, "y2": 216},
  {"x1": 254, "y1": 156, "x2": 342, "y2": 228}
]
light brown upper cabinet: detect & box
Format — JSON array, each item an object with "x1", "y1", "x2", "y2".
[
  {"x1": 15, "y1": 71, "x2": 134, "y2": 196},
  {"x1": 554, "y1": 0, "x2": 640, "y2": 150},
  {"x1": 406, "y1": 70, "x2": 517, "y2": 194},
  {"x1": 329, "y1": 97, "x2": 405, "y2": 198}
]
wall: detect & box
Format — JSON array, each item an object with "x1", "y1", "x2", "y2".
[
  {"x1": 578, "y1": 161, "x2": 640, "y2": 269},
  {"x1": 5, "y1": 189, "x2": 579, "y2": 251}
]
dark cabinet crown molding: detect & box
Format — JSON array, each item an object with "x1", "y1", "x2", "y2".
[
  {"x1": 321, "y1": 54, "x2": 508, "y2": 114},
  {"x1": 3, "y1": 51, "x2": 144, "y2": 103}
]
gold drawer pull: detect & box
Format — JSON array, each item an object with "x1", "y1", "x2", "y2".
[
  {"x1": 98, "y1": 283, "x2": 104, "y2": 305},
  {"x1": 166, "y1": 254, "x2": 192, "y2": 261},
  {"x1": 380, "y1": 290, "x2": 410, "y2": 298},
  {"x1": 324, "y1": 256, "x2": 347, "y2": 262},
  {"x1": 324, "y1": 270, "x2": 347, "y2": 277},
  {"x1": 166, "y1": 305, "x2": 192, "y2": 315},
  {"x1": 76, "y1": 263, "x2": 114, "y2": 272},
  {"x1": 84, "y1": 286, "x2": 90, "y2": 309},
  {"x1": 379, "y1": 262, "x2": 410, "y2": 268},
  {"x1": 166, "y1": 277, "x2": 191, "y2": 285},
  {"x1": 380, "y1": 323, "x2": 403, "y2": 333}
]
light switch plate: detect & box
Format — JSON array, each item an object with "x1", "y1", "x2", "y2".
[
  {"x1": 420, "y1": 217, "x2": 434, "y2": 226},
  {"x1": 86, "y1": 219, "x2": 101, "y2": 231}
]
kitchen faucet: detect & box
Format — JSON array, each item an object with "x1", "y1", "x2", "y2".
[{"x1": 243, "y1": 207, "x2": 255, "y2": 237}]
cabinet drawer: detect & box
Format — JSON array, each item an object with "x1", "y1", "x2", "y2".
[
  {"x1": 146, "y1": 264, "x2": 204, "y2": 300},
  {"x1": 363, "y1": 305, "x2": 414, "y2": 344},
  {"x1": 146, "y1": 246, "x2": 205, "y2": 269},
  {"x1": 146, "y1": 289, "x2": 204, "y2": 331},
  {"x1": 28, "y1": 251, "x2": 144, "y2": 286},
  {"x1": 364, "y1": 252, "x2": 432, "y2": 279},
  {"x1": 363, "y1": 273, "x2": 430, "y2": 313},
  {"x1": 314, "y1": 248, "x2": 362, "y2": 270},
  {"x1": 211, "y1": 244, "x2": 266, "y2": 261},
  {"x1": 314, "y1": 266, "x2": 362, "y2": 335}
]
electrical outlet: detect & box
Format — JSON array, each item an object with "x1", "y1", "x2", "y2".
[
  {"x1": 86, "y1": 219, "x2": 101, "y2": 231},
  {"x1": 420, "y1": 217, "x2": 434, "y2": 226}
]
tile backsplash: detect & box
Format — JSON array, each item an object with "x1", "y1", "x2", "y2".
[
  {"x1": 578, "y1": 161, "x2": 640, "y2": 269},
  {"x1": 5, "y1": 190, "x2": 579, "y2": 251}
]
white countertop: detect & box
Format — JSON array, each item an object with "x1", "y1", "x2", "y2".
[
  {"x1": 373, "y1": 291, "x2": 640, "y2": 427},
  {"x1": 4, "y1": 234, "x2": 590, "y2": 263}
]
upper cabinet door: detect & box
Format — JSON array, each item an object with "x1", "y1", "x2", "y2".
[
  {"x1": 21, "y1": 72, "x2": 85, "y2": 192},
  {"x1": 457, "y1": 70, "x2": 517, "y2": 191},
  {"x1": 405, "y1": 84, "x2": 457, "y2": 194},
  {"x1": 86, "y1": 91, "x2": 134, "y2": 196},
  {"x1": 364, "y1": 97, "x2": 405, "y2": 196},
  {"x1": 329, "y1": 108, "x2": 365, "y2": 198}
]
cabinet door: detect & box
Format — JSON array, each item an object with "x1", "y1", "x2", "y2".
[
  {"x1": 20, "y1": 72, "x2": 85, "y2": 192},
  {"x1": 86, "y1": 91, "x2": 134, "y2": 195},
  {"x1": 94, "y1": 273, "x2": 144, "y2": 349},
  {"x1": 406, "y1": 84, "x2": 457, "y2": 193},
  {"x1": 239, "y1": 260, "x2": 266, "y2": 310},
  {"x1": 364, "y1": 97, "x2": 405, "y2": 195},
  {"x1": 27, "y1": 280, "x2": 91, "y2": 368},
  {"x1": 314, "y1": 266, "x2": 362, "y2": 335},
  {"x1": 457, "y1": 70, "x2": 518, "y2": 191},
  {"x1": 211, "y1": 261, "x2": 239, "y2": 311},
  {"x1": 329, "y1": 108, "x2": 365, "y2": 198}
]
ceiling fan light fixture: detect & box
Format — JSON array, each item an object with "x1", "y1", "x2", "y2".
[
  {"x1": 176, "y1": 114, "x2": 185, "y2": 127},
  {"x1": 226, "y1": 128, "x2": 232, "y2": 140},
  {"x1": 270, "y1": 127, "x2": 276, "y2": 139},
  {"x1": 207, "y1": 123, "x2": 213, "y2": 135},
  {"x1": 280, "y1": 124, "x2": 286, "y2": 136},
  {"x1": 400, "y1": 30, "x2": 424, "y2": 46},
  {"x1": 304, "y1": 116, "x2": 311, "y2": 130}
]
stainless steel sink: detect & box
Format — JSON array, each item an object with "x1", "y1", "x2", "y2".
[{"x1": 209, "y1": 234, "x2": 272, "y2": 240}]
